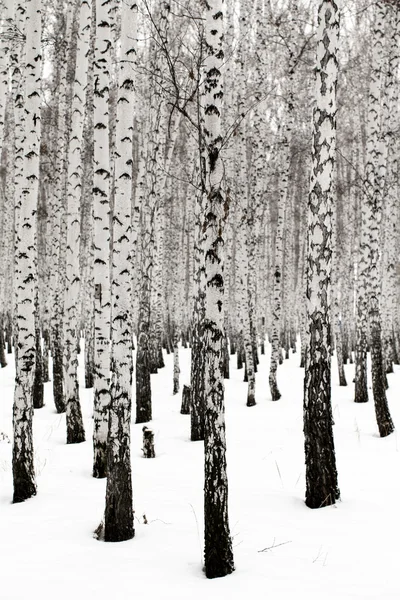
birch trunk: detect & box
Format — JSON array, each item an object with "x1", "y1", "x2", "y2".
[
  {"x1": 50, "y1": 1, "x2": 75, "y2": 415},
  {"x1": 380, "y1": 6, "x2": 400, "y2": 376},
  {"x1": 92, "y1": 0, "x2": 113, "y2": 477},
  {"x1": 104, "y1": 0, "x2": 137, "y2": 543},
  {"x1": 303, "y1": 0, "x2": 340, "y2": 510},
  {"x1": 269, "y1": 29, "x2": 295, "y2": 400},
  {"x1": 63, "y1": 0, "x2": 92, "y2": 445},
  {"x1": 363, "y1": 1, "x2": 394, "y2": 437},
  {"x1": 12, "y1": 0, "x2": 41, "y2": 504},
  {"x1": 202, "y1": 0, "x2": 234, "y2": 579}
]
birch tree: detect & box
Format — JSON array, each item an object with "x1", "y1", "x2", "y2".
[
  {"x1": 303, "y1": 0, "x2": 340, "y2": 510},
  {"x1": 63, "y1": 0, "x2": 92, "y2": 445},
  {"x1": 362, "y1": 0, "x2": 394, "y2": 437},
  {"x1": 381, "y1": 4, "x2": 400, "y2": 375},
  {"x1": 202, "y1": 0, "x2": 234, "y2": 579},
  {"x1": 12, "y1": 0, "x2": 41, "y2": 504},
  {"x1": 104, "y1": 0, "x2": 137, "y2": 543},
  {"x1": 49, "y1": 0, "x2": 75, "y2": 415},
  {"x1": 93, "y1": 0, "x2": 113, "y2": 477}
]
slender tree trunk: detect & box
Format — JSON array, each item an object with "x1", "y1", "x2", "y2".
[
  {"x1": 92, "y1": 0, "x2": 113, "y2": 476},
  {"x1": 63, "y1": 0, "x2": 92, "y2": 445},
  {"x1": 13, "y1": 0, "x2": 42, "y2": 504},
  {"x1": 303, "y1": 0, "x2": 340, "y2": 510},
  {"x1": 190, "y1": 186, "x2": 205, "y2": 441},
  {"x1": 104, "y1": 0, "x2": 137, "y2": 543},
  {"x1": 363, "y1": 2, "x2": 394, "y2": 437},
  {"x1": 202, "y1": 0, "x2": 234, "y2": 579}
]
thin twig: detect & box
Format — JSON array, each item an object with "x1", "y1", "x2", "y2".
[{"x1": 258, "y1": 540, "x2": 292, "y2": 553}]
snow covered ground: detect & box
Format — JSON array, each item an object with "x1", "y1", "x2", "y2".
[{"x1": 1, "y1": 345, "x2": 400, "y2": 600}]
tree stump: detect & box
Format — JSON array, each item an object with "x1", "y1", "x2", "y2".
[
  {"x1": 181, "y1": 384, "x2": 191, "y2": 414},
  {"x1": 142, "y1": 427, "x2": 155, "y2": 458}
]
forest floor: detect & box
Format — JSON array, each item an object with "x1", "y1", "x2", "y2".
[{"x1": 1, "y1": 344, "x2": 400, "y2": 599}]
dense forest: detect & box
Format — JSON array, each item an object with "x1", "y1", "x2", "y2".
[{"x1": 1, "y1": 0, "x2": 400, "y2": 587}]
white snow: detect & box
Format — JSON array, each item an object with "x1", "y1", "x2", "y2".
[{"x1": 1, "y1": 345, "x2": 400, "y2": 599}]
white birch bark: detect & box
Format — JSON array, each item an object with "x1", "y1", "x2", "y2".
[
  {"x1": 136, "y1": 1, "x2": 170, "y2": 423},
  {"x1": 12, "y1": 2, "x2": 25, "y2": 357},
  {"x1": 104, "y1": 0, "x2": 137, "y2": 543},
  {"x1": 92, "y1": 0, "x2": 113, "y2": 477},
  {"x1": 380, "y1": 5, "x2": 400, "y2": 374},
  {"x1": 303, "y1": 0, "x2": 340, "y2": 509},
  {"x1": 362, "y1": 1, "x2": 394, "y2": 437},
  {"x1": 269, "y1": 14, "x2": 296, "y2": 400},
  {"x1": 0, "y1": 0, "x2": 13, "y2": 155},
  {"x1": 49, "y1": 1, "x2": 75, "y2": 414},
  {"x1": 202, "y1": 0, "x2": 234, "y2": 579},
  {"x1": 12, "y1": 0, "x2": 41, "y2": 504},
  {"x1": 63, "y1": 0, "x2": 92, "y2": 444},
  {"x1": 234, "y1": 0, "x2": 256, "y2": 406}
]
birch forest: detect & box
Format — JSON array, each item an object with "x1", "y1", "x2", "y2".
[{"x1": 1, "y1": 0, "x2": 400, "y2": 593}]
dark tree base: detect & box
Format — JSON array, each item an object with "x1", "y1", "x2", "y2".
[
  {"x1": 338, "y1": 368, "x2": 347, "y2": 387},
  {"x1": 85, "y1": 372, "x2": 94, "y2": 389},
  {"x1": 304, "y1": 385, "x2": 340, "y2": 510},
  {"x1": 67, "y1": 428, "x2": 86, "y2": 444},
  {"x1": 53, "y1": 342, "x2": 66, "y2": 413},
  {"x1": 223, "y1": 339, "x2": 230, "y2": 379},
  {"x1": 305, "y1": 488, "x2": 339, "y2": 509},
  {"x1": 370, "y1": 327, "x2": 395, "y2": 437},
  {"x1": 378, "y1": 421, "x2": 394, "y2": 438},
  {"x1": 254, "y1": 346, "x2": 259, "y2": 366},
  {"x1": 142, "y1": 427, "x2": 155, "y2": 458},
  {"x1": 354, "y1": 394, "x2": 368, "y2": 403},
  {"x1": 304, "y1": 434, "x2": 340, "y2": 510},
  {"x1": 104, "y1": 463, "x2": 135, "y2": 542},
  {"x1": 6, "y1": 317, "x2": 12, "y2": 354},
  {"x1": 136, "y1": 408, "x2": 152, "y2": 424},
  {"x1": 246, "y1": 393, "x2": 256, "y2": 407},
  {"x1": 190, "y1": 334, "x2": 205, "y2": 441},
  {"x1": 67, "y1": 398, "x2": 86, "y2": 444},
  {"x1": 93, "y1": 446, "x2": 107, "y2": 479},
  {"x1": 13, "y1": 463, "x2": 37, "y2": 504},
  {"x1": 181, "y1": 332, "x2": 188, "y2": 349},
  {"x1": 33, "y1": 330, "x2": 44, "y2": 408},
  {"x1": 0, "y1": 326, "x2": 7, "y2": 368},
  {"x1": 354, "y1": 361, "x2": 368, "y2": 403},
  {"x1": 33, "y1": 382, "x2": 44, "y2": 409},
  {"x1": 84, "y1": 342, "x2": 94, "y2": 388},
  {"x1": 204, "y1": 519, "x2": 235, "y2": 579},
  {"x1": 136, "y1": 350, "x2": 152, "y2": 423},
  {"x1": 269, "y1": 375, "x2": 281, "y2": 401},
  {"x1": 190, "y1": 409, "x2": 204, "y2": 441},
  {"x1": 158, "y1": 346, "x2": 165, "y2": 369},
  {"x1": 181, "y1": 384, "x2": 191, "y2": 414},
  {"x1": 13, "y1": 484, "x2": 37, "y2": 504}
]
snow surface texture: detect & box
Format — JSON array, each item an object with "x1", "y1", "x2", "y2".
[{"x1": 1, "y1": 345, "x2": 400, "y2": 599}]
